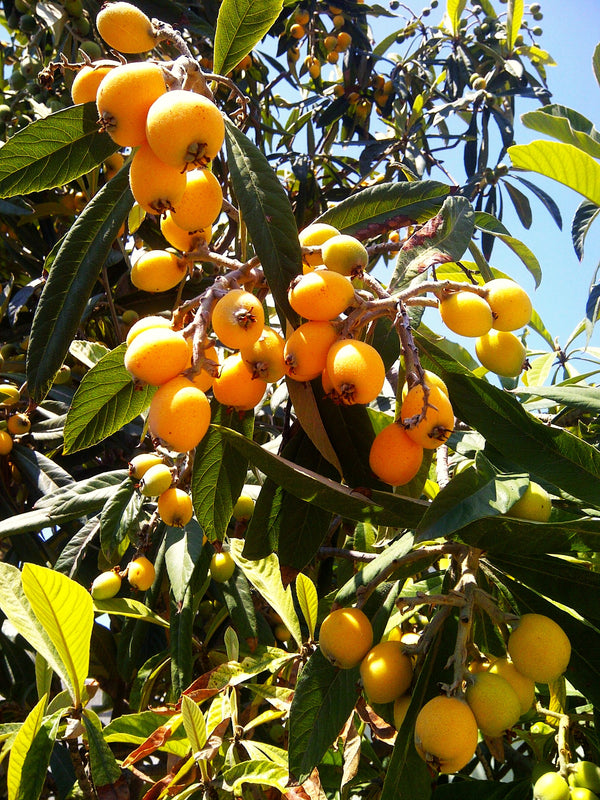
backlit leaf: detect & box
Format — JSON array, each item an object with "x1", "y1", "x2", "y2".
[
  {"x1": 445, "y1": 0, "x2": 467, "y2": 36},
  {"x1": 181, "y1": 695, "x2": 207, "y2": 754},
  {"x1": 296, "y1": 573, "x2": 318, "y2": 640},
  {"x1": 506, "y1": 0, "x2": 524, "y2": 51},
  {"x1": 92, "y1": 597, "x2": 169, "y2": 627},
  {"x1": 214, "y1": 0, "x2": 283, "y2": 77},
  {"x1": 520, "y1": 105, "x2": 600, "y2": 159},
  {"x1": 474, "y1": 212, "x2": 541, "y2": 286},
  {"x1": 6, "y1": 695, "x2": 46, "y2": 800},
  {"x1": 22, "y1": 564, "x2": 94, "y2": 706},
  {"x1": 512, "y1": 385, "x2": 600, "y2": 413},
  {"x1": 14, "y1": 710, "x2": 61, "y2": 800},
  {"x1": 223, "y1": 760, "x2": 289, "y2": 793},
  {"x1": 0, "y1": 104, "x2": 117, "y2": 198}
]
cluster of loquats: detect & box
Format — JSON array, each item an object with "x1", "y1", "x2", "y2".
[
  {"x1": 318, "y1": 606, "x2": 571, "y2": 776},
  {"x1": 438, "y1": 278, "x2": 533, "y2": 378},
  {"x1": 0, "y1": 383, "x2": 31, "y2": 456}
]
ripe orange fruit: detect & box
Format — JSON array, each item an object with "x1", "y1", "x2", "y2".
[
  {"x1": 96, "y1": 1, "x2": 156, "y2": 53},
  {"x1": 0, "y1": 384, "x2": 20, "y2": 406},
  {"x1": 488, "y1": 657, "x2": 535, "y2": 715},
  {"x1": 146, "y1": 90, "x2": 225, "y2": 170},
  {"x1": 148, "y1": 376, "x2": 211, "y2": 453},
  {"x1": 401, "y1": 370, "x2": 449, "y2": 400},
  {"x1": 290, "y1": 23, "x2": 306, "y2": 39},
  {"x1": 170, "y1": 169, "x2": 223, "y2": 232},
  {"x1": 401, "y1": 385, "x2": 454, "y2": 449},
  {"x1": 336, "y1": 31, "x2": 352, "y2": 51},
  {"x1": 125, "y1": 315, "x2": 171, "y2": 346},
  {"x1": 359, "y1": 641, "x2": 413, "y2": 704},
  {"x1": 414, "y1": 695, "x2": 478, "y2": 773},
  {"x1": 127, "y1": 556, "x2": 155, "y2": 591},
  {"x1": 124, "y1": 327, "x2": 188, "y2": 385},
  {"x1": 284, "y1": 321, "x2": 338, "y2": 382},
  {"x1": 393, "y1": 694, "x2": 411, "y2": 729},
  {"x1": 288, "y1": 270, "x2": 355, "y2": 321},
  {"x1": 213, "y1": 353, "x2": 267, "y2": 411},
  {"x1": 319, "y1": 607, "x2": 373, "y2": 669},
  {"x1": 158, "y1": 487, "x2": 193, "y2": 527},
  {"x1": 130, "y1": 249, "x2": 188, "y2": 293},
  {"x1": 369, "y1": 422, "x2": 423, "y2": 485},
  {"x1": 465, "y1": 671, "x2": 522, "y2": 737},
  {"x1": 439, "y1": 290, "x2": 493, "y2": 337},
  {"x1": 96, "y1": 61, "x2": 167, "y2": 147},
  {"x1": 7, "y1": 413, "x2": 30, "y2": 435},
  {"x1": 211, "y1": 289, "x2": 265, "y2": 350},
  {"x1": 321, "y1": 234, "x2": 369, "y2": 276},
  {"x1": 161, "y1": 212, "x2": 211, "y2": 253},
  {"x1": 485, "y1": 278, "x2": 532, "y2": 331},
  {"x1": 129, "y1": 142, "x2": 187, "y2": 215},
  {"x1": 475, "y1": 330, "x2": 526, "y2": 377},
  {"x1": 325, "y1": 339, "x2": 385, "y2": 405},
  {"x1": 507, "y1": 613, "x2": 571, "y2": 684},
  {"x1": 187, "y1": 342, "x2": 219, "y2": 392},
  {"x1": 0, "y1": 430, "x2": 13, "y2": 455},
  {"x1": 71, "y1": 64, "x2": 115, "y2": 105},
  {"x1": 240, "y1": 326, "x2": 286, "y2": 382}
]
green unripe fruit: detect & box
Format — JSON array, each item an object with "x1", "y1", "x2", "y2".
[
  {"x1": 570, "y1": 789, "x2": 600, "y2": 800},
  {"x1": 53, "y1": 365, "x2": 72, "y2": 385},
  {"x1": 91, "y1": 570, "x2": 122, "y2": 600},
  {"x1": 78, "y1": 41, "x2": 103, "y2": 60},
  {"x1": 569, "y1": 762, "x2": 600, "y2": 794},
  {"x1": 19, "y1": 13, "x2": 37, "y2": 33},
  {"x1": 232, "y1": 493, "x2": 255, "y2": 521},
  {"x1": 0, "y1": 105, "x2": 12, "y2": 122},
  {"x1": 321, "y1": 234, "x2": 369, "y2": 277},
  {"x1": 533, "y1": 772, "x2": 570, "y2": 800},
  {"x1": 139, "y1": 463, "x2": 172, "y2": 496},
  {"x1": 121, "y1": 309, "x2": 140, "y2": 326},
  {"x1": 64, "y1": 0, "x2": 83, "y2": 16},
  {"x1": 128, "y1": 453, "x2": 164, "y2": 480},
  {"x1": 9, "y1": 70, "x2": 27, "y2": 91},
  {"x1": 210, "y1": 551, "x2": 236, "y2": 583}
]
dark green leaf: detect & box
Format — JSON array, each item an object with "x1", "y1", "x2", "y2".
[
  {"x1": 10, "y1": 445, "x2": 73, "y2": 495},
  {"x1": 54, "y1": 519, "x2": 101, "y2": 578},
  {"x1": 594, "y1": 43, "x2": 600, "y2": 89},
  {"x1": 432, "y1": 780, "x2": 532, "y2": 799},
  {"x1": 511, "y1": 175, "x2": 562, "y2": 230},
  {"x1": 317, "y1": 180, "x2": 450, "y2": 237},
  {"x1": 82, "y1": 708, "x2": 122, "y2": 788},
  {"x1": 225, "y1": 120, "x2": 301, "y2": 327},
  {"x1": 191, "y1": 405, "x2": 254, "y2": 542},
  {"x1": 214, "y1": 0, "x2": 283, "y2": 76},
  {"x1": 415, "y1": 334, "x2": 600, "y2": 509},
  {"x1": 572, "y1": 199, "x2": 600, "y2": 260},
  {"x1": 100, "y1": 479, "x2": 141, "y2": 564},
  {"x1": 27, "y1": 166, "x2": 134, "y2": 402},
  {"x1": 390, "y1": 196, "x2": 475, "y2": 291},
  {"x1": 336, "y1": 533, "x2": 416, "y2": 606},
  {"x1": 454, "y1": 515, "x2": 600, "y2": 555},
  {"x1": 169, "y1": 584, "x2": 196, "y2": 699},
  {"x1": 503, "y1": 181, "x2": 532, "y2": 229},
  {"x1": 212, "y1": 424, "x2": 427, "y2": 527},
  {"x1": 512, "y1": 385, "x2": 600, "y2": 413},
  {"x1": 217, "y1": 570, "x2": 259, "y2": 641},
  {"x1": 165, "y1": 519, "x2": 208, "y2": 605},
  {"x1": 64, "y1": 344, "x2": 156, "y2": 454},
  {"x1": 35, "y1": 470, "x2": 128, "y2": 510},
  {"x1": 288, "y1": 649, "x2": 361, "y2": 784},
  {"x1": 0, "y1": 104, "x2": 117, "y2": 198},
  {"x1": 474, "y1": 211, "x2": 542, "y2": 286}
]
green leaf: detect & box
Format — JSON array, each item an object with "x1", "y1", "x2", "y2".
[
  {"x1": 214, "y1": 0, "x2": 283, "y2": 76},
  {"x1": 432, "y1": 781, "x2": 532, "y2": 799},
  {"x1": 503, "y1": 181, "x2": 532, "y2": 229},
  {"x1": 474, "y1": 212, "x2": 542, "y2": 286},
  {"x1": 212, "y1": 424, "x2": 426, "y2": 528},
  {"x1": 37, "y1": 470, "x2": 128, "y2": 513},
  {"x1": 506, "y1": 0, "x2": 524, "y2": 51},
  {"x1": 6, "y1": 695, "x2": 46, "y2": 800},
  {"x1": 100, "y1": 477, "x2": 139, "y2": 563},
  {"x1": 0, "y1": 564, "x2": 67, "y2": 691},
  {"x1": 520, "y1": 105, "x2": 600, "y2": 159},
  {"x1": 295, "y1": 573, "x2": 318, "y2": 640},
  {"x1": 103, "y1": 711, "x2": 189, "y2": 757},
  {"x1": 64, "y1": 344, "x2": 156, "y2": 454},
  {"x1": 27, "y1": 165, "x2": 134, "y2": 402},
  {"x1": 82, "y1": 708, "x2": 122, "y2": 788},
  {"x1": 0, "y1": 104, "x2": 117, "y2": 198},
  {"x1": 509, "y1": 140, "x2": 600, "y2": 206},
  {"x1": 191, "y1": 405, "x2": 254, "y2": 542},
  {"x1": 288, "y1": 649, "x2": 360, "y2": 784},
  {"x1": 181, "y1": 695, "x2": 207, "y2": 754},
  {"x1": 10, "y1": 445, "x2": 73, "y2": 496},
  {"x1": 594, "y1": 43, "x2": 600, "y2": 89},
  {"x1": 390, "y1": 196, "x2": 475, "y2": 291},
  {"x1": 223, "y1": 760, "x2": 289, "y2": 794},
  {"x1": 416, "y1": 334, "x2": 600, "y2": 509},
  {"x1": 229, "y1": 540, "x2": 302, "y2": 647},
  {"x1": 318, "y1": 180, "x2": 450, "y2": 236},
  {"x1": 416, "y1": 457, "x2": 529, "y2": 542},
  {"x1": 225, "y1": 120, "x2": 301, "y2": 327},
  {"x1": 445, "y1": 0, "x2": 467, "y2": 36},
  {"x1": 512, "y1": 385, "x2": 600, "y2": 413},
  {"x1": 69, "y1": 339, "x2": 111, "y2": 368},
  {"x1": 453, "y1": 515, "x2": 600, "y2": 555},
  {"x1": 215, "y1": 569, "x2": 259, "y2": 643},
  {"x1": 22, "y1": 564, "x2": 94, "y2": 706},
  {"x1": 165, "y1": 520, "x2": 207, "y2": 605},
  {"x1": 14, "y1": 710, "x2": 62, "y2": 800},
  {"x1": 572, "y1": 199, "x2": 600, "y2": 260},
  {"x1": 92, "y1": 597, "x2": 169, "y2": 628}
]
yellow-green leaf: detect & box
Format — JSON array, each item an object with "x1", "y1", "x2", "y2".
[
  {"x1": 229, "y1": 540, "x2": 302, "y2": 647},
  {"x1": 445, "y1": 0, "x2": 467, "y2": 35},
  {"x1": 181, "y1": 695, "x2": 207, "y2": 755},
  {"x1": 295, "y1": 573, "x2": 318, "y2": 640},
  {"x1": 7, "y1": 695, "x2": 46, "y2": 800},
  {"x1": 509, "y1": 140, "x2": 600, "y2": 206},
  {"x1": 22, "y1": 564, "x2": 93, "y2": 707},
  {"x1": 223, "y1": 760, "x2": 289, "y2": 794},
  {"x1": 506, "y1": 0, "x2": 524, "y2": 51},
  {"x1": 93, "y1": 597, "x2": 169, "y2": 627}
]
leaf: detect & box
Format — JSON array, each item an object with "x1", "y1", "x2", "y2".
[
  {"x1": 0, "y1": 104, "x2": 117, "y2": 198},
  {"x1": 64, "y1": 345, "x2": 155, "y2": 454},
  {"x1": 503, "y1": 181, "x2": 532, "y2": 229},
  {"x1": 229, "y1": 540, "x2": 303, "y2": 647},
  {"x1": 10, "y1": 446, "x2": 73, "y2": 496},
  {"x1": 100, "y1": 477, "x2": 139, "y2": 562},
  {"x1": 474, "y1": 212, "x2": 542, "y2": 286},
  {"x1": 14, "y1": 710, "x2": 62, "y2": 800},
  {"x1": 225, "y1": 120, "x2": 301, "y2": 327},
  {"x1": 390, "y1": 196, "x2": 475, "y2": 291},
  {"x1": 165, "y1": 520, "x2": 207, "y2": 605},
  {"x1": 22, "y1": 564, "x2": 94, "y2": 706},
  {"x1": 512, "y1": 385, "x2": 600, "y2": 413},
  {"x1": 511, "y1": 175, "x2": 562, "y2": 230},
  {"x1": 295, "y1": 573, "x2": 318, "y2": 640},
  {"x1": 215, "y1": 569, "x2": 259, "y2": 643},
  {"x1": 103, "y1": 711, "x2": 189, "y2": 757},
  {"x1": 27, "y1": 166, "x2": 134, "y2": 402},
  {"x1": 93, "y1": 596, "x2": 169, "y2": 627},
  {"x1": 509, "y1": 140, "x2": 600, "y2": 206},
  {"x1": 520, "y1": 104, "x2": 600, "y2": 159},
  {"x1": 214, "y1": 0, "x2": 283, "y2": 77},
  {"x1": 82, "y1": 708, "x2": 122, "y2": 788},
  {"x1": 432, "y1": 781, "x2": 532, "y2": 799},
  {"x1": 587, "y1": 282, "x2": 600, "y2": 332},
  {"x1": 191, "y1": 405, "x2": 253, "y2": 542},
  {"x1": 506, "y1": 0, "x2": 524, "y2": 51},
  {"x1": 212, "y1": 424, "x2": 426, "y2": 528},
  {"x1": 317, "y1": 180, "x2": 450, "y2": 237},
  {"x1": 35, "y1": 469, "x2": 128, "y2": 511},
  {"x1": 445, "y1": 0, "x2": 467, "y2": 36},
  {"x1": 181, "y1": 695, "x2": 207, "y2": 754},
  {"x1": 223, "y1": 760, "x2": 289, "y2": 794},
  {"x1": 594, "y1": 42, "x2": 600, "y2": 89},
  {"x1": 6, "y1": 695, "x2": 46, "y2": 800},
  {"x1": 288, "y1": 649, "x2": 360, "y2": 784},
  {"x1": 69, "y1": 339, "x2": 111, "y2": 368},
  {"x1": 415, "y1": 334, "x2": 600, "y2": 509},
  {"x1": 572, "y1": 199, "x2": 600, "y2": 260},
  {"x1": 0, "y1": 564, "x2": 67, "y2": 692}
]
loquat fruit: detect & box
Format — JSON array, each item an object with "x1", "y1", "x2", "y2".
[
  {"x1": 139, "y1": 463, "x2": 172, "y2": 496},
  {"x1": 212, "y1": 353, "x2": 267, "y2": 411},
  {"x1": 170, "y1": 169, "x2": 223, "y2": 232},
  {"x1": 488, "y1": 657, "x2": 535, "y2": 715},
  {"x1": 284, "y1": 320, "x2": 339, "y2": 382},
  {"x1": 125, "y1": 315, "x2": 172, "y2": 346},
  {"x1": 158, "y1": 487, "x2": 193, "y2": 527},
  {"x1": 211, "y1": 289, "x2": 265, "y2": 350},
  {"x1": 485, "y1": 278, "x2": 532, "y2": 331},
  {"x1": 325, "y1": 339, "x2": 385, "y2": 405},
  {"x1": 507, "y1": 481, "x2": 552, "y2": 522},
  {"x1": 368, "y1": 421, "x2": 424, "y2": 486},
  {"x1": 0, "y1": 384, "x2": 20, "y2": 406},
  {"x1": 148, "y1": 376, "x2": 211, "y2": 453},
  {"x1": 414, "y1": 695, "x2": 478, "y2": 773},
  {"x1": 401, "y1": 385, "x2": 454, "y2": 449},
  {"x1": 359, "y1": 641, "x2": 413, "y2": 704},
  {"x1": 128, "y1": 452, "x2": 164, "y2": 480},
  {"x1": 187, "y1": 342, "x2": 219, "y2": 393},
  {"x1": 298, "y1": 222, "x2": 340, "y2": 269},
  {"x1": 475, "y1": 330, "x2": 526, "y2": 377},
  {"x1": 130, "y1": 249, "x2": 188, "y2": 294},
  {"x1": 91, "y1": 569, "x2": 122, "y2": 600},
  {"x1": 7, "y1": 413, "x2": 30, "y2": 435},
  {"x1": 533, "y1": 771, "x2": 570, "y2": 800},
  {"x1": 71, "y1": 64, "x2": 115, "y2": 105},
  {"x1": 439, "y1": 290, "x2": 493, "y2": 337},
  {"x1": 507, "y1": 613, "x2": 571, "y2": 684},
  {"x1": 465, "y1": 671, "x2": 522, "y2": 737},
  {"x1": 124, "y1": 327, "x2": 189, "y2": 385},
  {"x1": 129, "y1": 142, "x2": 187, "y2": 216},
  {"x1": 319, "y1": 607, "x2": 373, "y2": 669},
  {"x1": 96, "y1": 1, "x2": 156, "y2": 53},
  {"x1": 0, "y1": 430, "x2": 13, "y2": 455},
  {"x1": 210, "y1": 551, "x2": 235, "y2": 582},
  {"x1": 232, "y1": 493, "x2": 255, "y2": 521},
  {"x1": 127, "y1": 555, "x2": 155, "y2": 591},
  {"x1": 401, "y1": 370, "x2": 449, "y2": 401},
  {"x1": 393, "y1": 694, "x2": 411, "y2": 729},
  {"x1": 288, "y1": 269, "x2": 355, "y2": 321},
  {"x1": 321, "y1": 234, "x2": 369, "y2": 277},
  {"x1": 240, "y1": 326, "x2": 286, "y2": 382},
  {"x1": 161, "y1": 211, "x2": 211, "y2": 253}
]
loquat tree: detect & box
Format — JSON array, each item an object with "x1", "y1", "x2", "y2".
[{"x1": 0, "y1": 1, "x2": 599, "y2": 799}]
